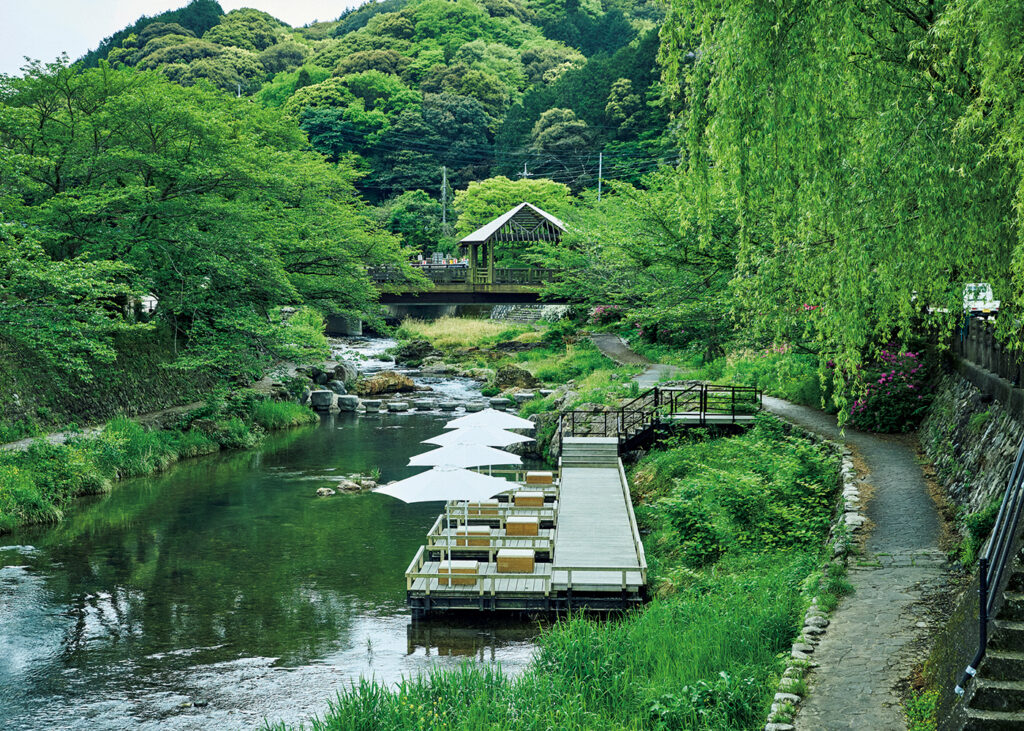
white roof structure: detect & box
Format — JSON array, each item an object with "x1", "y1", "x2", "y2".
[{"x1": 459, "y1": 202, "x2": 566, "y2": 245}]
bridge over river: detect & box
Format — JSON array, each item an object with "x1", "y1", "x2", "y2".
[{"x1": 370, "y1": 202, "x2": 566, "y2": 305}]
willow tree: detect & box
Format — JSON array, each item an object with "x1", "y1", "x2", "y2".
[{"x1": 659, "y1": 0, "x2": 1024, "y2": 391}]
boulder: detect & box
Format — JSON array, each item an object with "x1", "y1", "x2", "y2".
[
  {"x1": 327, "y1": 380, "x2": 347, "y2": 395},
  {"x1": 299, "y1": 389, "x2": 311, "y2": 406},
  {"x1": 489, "y1": 397, "x2": 513, "y2": 410},
  {"x1": 387, "y1": 401, "x2": 410, "y2": 412},
  {"x1": 393, "y1": 339, "x2": 441, "y2": 366},
  {"x1": 332, "y1": 361, "x2": 359, "y2": 384},
  {"x1": 355, "y1": 371, "x2": 418, "y2": 396},
  {"x1": 313, "y1": 371, "x2": 330, "y2": 386},
  {"x1": 465, "y1": 402, "x2": 486, "y2": 412},
  {"x1": 309, "y1": 390, "x2": 335, "y2": 410},
  {"x1": 495, "y1": 365, "x2": 541, "y2": 389},
  {"x1": 513, "y1": 392, "x2": 537, "y2": 403},
  {"x1": 439, "y1": 401, "x2": 459, "y2": 412},
  {"x1": 337, "y1": 480, "x2": 362, "y2": 492},
  {"x1": 316, "y1": 487, "x2": 336, "y2": 497},
  {"x1": 361, "y1": 399, "x2": 382, "y2": 410},
  {"x1": 459, "y1": 367, "x2": 495, "y2": 381},
  {"x1": 337, "y1": 395, "x2": 360, "y2": 412},
  {"x1": 413, "y1": 400, "x2": 434, "y2": 411}
]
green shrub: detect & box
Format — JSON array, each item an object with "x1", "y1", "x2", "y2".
[
  {"x1": 849, "y1": 350, "x2": 932, "y2": 432},
  {"x1": 480, "y1": 386, "x2": 500, "y2": 397},
  {"x1": 251, "y1": 400, "x2": 318, "y2": 430},
  {"x1": 906, "y1": 689, "x2": 939, "y2": 731}
]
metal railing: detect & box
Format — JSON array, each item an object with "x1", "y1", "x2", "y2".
[
  {"x1": 368, "y1": 265, "x2": 554, "y2": 287},
  {"x1": 956, "y1": 435, "x2": 1024, "y2": 696},
  {"x1": 558, "y1": 383, "x2": 762, "y2": 450}
]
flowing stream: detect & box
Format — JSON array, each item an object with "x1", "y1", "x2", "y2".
[{"x1": 0, "y1": 338, "x2": 539, "y2": 730}]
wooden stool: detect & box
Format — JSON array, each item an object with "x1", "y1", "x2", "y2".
[
  {"x1": 438, "y1": 559, "x2": 478, "y2": 586},
  {"x1": 526, "y1": 471, "x2": 554, "y2": 485},
  {"x1": 513, "y1": 491, "x2": 544, "y2": 507},
  {"x1": 506, "y1": 516, "x2": 539, "y2": 537},
  {"x1": 456, "y1": 525, "x2": 491, "y2": 546},
  {"x1": 497, "y1": 548, "x2": 535, "y2": 573}
]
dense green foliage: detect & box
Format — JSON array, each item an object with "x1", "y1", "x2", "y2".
[
  {"x1": 0, "y1": 60, "x2": 413, "y2": 384},
  {"x1": 0, "y1": 395, "x2": 317, "y2": 534},
  {"x1": 271, "y1": 420, "x2": 838, "y2": 731},
  {"x1": 76, "y1": 0, "x2": 669, "y2": 207},
  {"x1": 656, "y1": 0, "x2": 1024, "y2": 401}
]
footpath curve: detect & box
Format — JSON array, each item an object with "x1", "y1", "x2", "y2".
[{"x1": 590, "y1": 334, "x2": 950, "y2": 730}]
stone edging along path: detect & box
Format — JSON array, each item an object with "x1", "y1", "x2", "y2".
[{"x1": 588, "y1": 334, "x2": 951, "y2": 730}]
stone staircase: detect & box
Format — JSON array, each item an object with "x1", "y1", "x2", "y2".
[
  {"x1": 490, "y1": 304, "x2": 568, "y2": 323},
  {"x1": 560, "y1": 437, "x2": 620, "y2": 468},
  {"x1": 965, "y1": 567, "x2": 1024, "y2": 729}
]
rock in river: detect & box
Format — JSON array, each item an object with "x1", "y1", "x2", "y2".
[
  {"x1": 355, "y1": 371, "x2": 418, "y2": 396},
  {"x1": 494, "y1": 365, "x2": 541, "y2": 389},
  {"x1": 393, "y1": 339, "x2": 441, "y2": 366},
  {"x1": 316, "y1": 487, "x2": 336, "y2": 497}
]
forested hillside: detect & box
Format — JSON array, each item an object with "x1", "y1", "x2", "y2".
[{"x1": 83, "y1": 0, "x2": 670, "y2": 210}]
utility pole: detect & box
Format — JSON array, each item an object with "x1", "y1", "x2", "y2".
[
  {"x1": 597, "y1": 152, "x2": 603, "y2": 202},
  {"x1": 440, "y1": 166, "x2": 452, "y2": 237},
  {"x1": 519, "y1": 161, "x2": 531, "y2": 179}
]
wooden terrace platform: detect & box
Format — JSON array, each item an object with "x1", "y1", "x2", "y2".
[{"x1": 406, "y1": 439, "x2": 647, "y2": 616}]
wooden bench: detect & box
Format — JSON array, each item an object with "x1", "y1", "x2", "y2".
[
  {"x1": 465, "y1": 499, "x2": 499, "y2": 516},
  {"x1": 438, "y1": 559, "x2": 479, "y2": 586},
  {"x1": 526, "y1": 471, "x2": 554, "y2": 485},
  {"x1": 456, "y1": 525, "x2": 491, "y2": 546},
  {"x1": 506, "y1": 516, "x2": 539, "y2": 537},
  {"x1": 497, "y1": 548, "x2": 535, "y2": 573},
  {"x1": 513, "y1": 491, "x2": 545, "y2": 508}
]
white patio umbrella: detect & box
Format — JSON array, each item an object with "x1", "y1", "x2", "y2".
[
  {"x1": 444, "y1": 408, "x2": 535, "y2": 431},
  {"x1": 375, "y1": 466, "x2": 512, "y2": 577},
  {"x1": 424, "y1": 427, "x2": 535, "y2": 449},
  {"x1": 409, "y1": 444, "x2": 523, "y2": 469}
]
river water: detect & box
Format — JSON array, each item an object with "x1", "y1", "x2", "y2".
[{"x1": 0, "y1": 339, "x2": 539, "y2": 730}]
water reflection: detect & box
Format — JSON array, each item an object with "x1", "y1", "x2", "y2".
[{"x1": 0, "y1": 410, "x2": 539, "y2": 730}]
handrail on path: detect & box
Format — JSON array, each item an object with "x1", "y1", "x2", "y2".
[{"x1": 955, "y1": 434, "x2": 1024, "y2": 696}]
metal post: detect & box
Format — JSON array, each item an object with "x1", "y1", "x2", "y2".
[
  {"x1": 597, "y1": 152, "x2": 603, "y2": 202},
  {"x1": 980, "y1": 556, "x2": 990, "y2": 650}
]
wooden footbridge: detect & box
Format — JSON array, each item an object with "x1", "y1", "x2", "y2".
[{"x1": 405, "y1": 439, "x2": 647, "y2": 616}]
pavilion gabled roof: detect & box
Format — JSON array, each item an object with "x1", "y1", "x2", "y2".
[{"x1": 459, "y1": 202, "x2": 565, "y2": 245}]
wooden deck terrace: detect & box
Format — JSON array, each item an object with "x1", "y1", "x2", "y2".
[{"x1": 406, "y1": 438, "x2": 647, "y2": 616}]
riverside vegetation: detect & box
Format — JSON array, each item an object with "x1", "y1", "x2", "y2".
[
  {"x1": 271, "y1": 417, "x2": 843, "y2": 731},
  {"x1": 0, "y1": 394, "x2": 316, "y2": 535}
]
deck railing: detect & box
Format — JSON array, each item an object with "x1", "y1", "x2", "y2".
[
  {"x1": 558, "y1": 383, "x2": 762, "y2": 449},
  {"x1": 955, "y1": 434, "x2": 1024, "y2": 696}
]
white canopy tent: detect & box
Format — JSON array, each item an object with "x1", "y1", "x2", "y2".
[
  {"x1": 376, "y1": 466, "x2": 513, "y2": 576},
  {"x1": 409, "y1": 444, "x2": 523, "y2": 469},
  {"x1": 444, "y1": 408, "x2": 535, "y2": 431},
  {"x1": 423, "y1": 427, "x2": 535, "y2": 449}
]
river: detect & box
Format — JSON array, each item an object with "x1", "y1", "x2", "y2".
[{"x1": 0, "y1": 338, "x2": 539, "y2": 730}]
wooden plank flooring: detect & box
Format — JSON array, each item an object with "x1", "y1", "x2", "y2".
[{"x1": 552, "y1": 465, "x2": 643, "y2": 591}]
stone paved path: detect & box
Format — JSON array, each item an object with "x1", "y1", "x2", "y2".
[
  {"x1": 590, "y1": 336, "x2": 951, "y2": 728},
  {"x1": 589, "y1": 334, "x2": 685, "y2": 388},
  {"x1": 763, "y1": 396, "x2": 949, "y2": 730}
]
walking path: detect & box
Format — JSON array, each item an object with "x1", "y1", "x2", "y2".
[
  {"x1": 763, "y1": 397, "x2": 948, "y2": 730},
  {"x1": 0, "y1": 402, "x2": 203, "y2": 452},
  {"x1": 590, "y1": 333, "x2": 951, "y2": 730},
  {"x1": 589, "y1": 333, "x2": 685, "y2": 388}
]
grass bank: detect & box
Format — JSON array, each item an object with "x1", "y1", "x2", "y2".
[
  {"x1": 273, "y1": 417, "x2": 841, "y2": 731},
  {"x1": 0, "y1": 394, "x2": 317, "y2": 535}
]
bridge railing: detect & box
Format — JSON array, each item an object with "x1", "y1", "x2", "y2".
[{"x1": 368, "y1": 266, "x2": 554, "y2": 286}]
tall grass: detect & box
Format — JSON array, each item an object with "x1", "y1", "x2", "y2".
[
  {"x1": 274, "y1": 419, "x2": 839, "y2": 731},
  {"x1": 396, "y1": 317, "x2": 530, "y2": 350},
  {"x1": 252, "y1": 401, "x2": 320, "y2": 430},
  {"x1": 0, "y1": 397, "x2": 318, "y2": 535}
]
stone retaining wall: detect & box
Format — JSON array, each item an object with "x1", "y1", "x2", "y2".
[{"x1": 920, "y1": 371, "x2": 1024, "y2": 513}]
